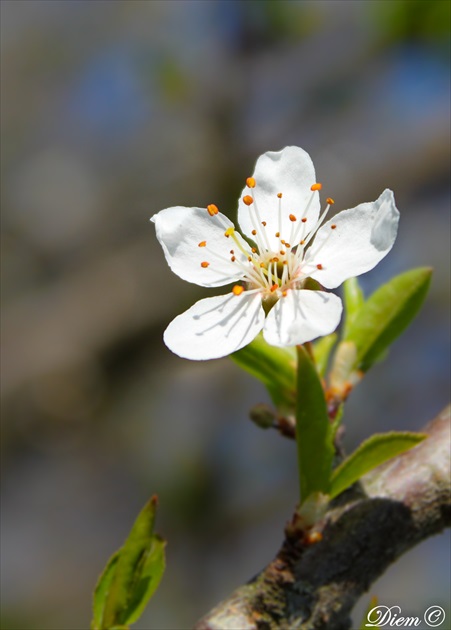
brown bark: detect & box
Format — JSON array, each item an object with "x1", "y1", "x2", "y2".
[{"x1": 195, "y1": 406, "x2": 451, "y2": 630}]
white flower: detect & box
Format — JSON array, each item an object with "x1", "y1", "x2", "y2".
[{"x1": 151, "y1": 146, "x2": 399, "y2": 360}]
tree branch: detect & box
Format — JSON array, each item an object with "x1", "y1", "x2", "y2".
[{"x1": 195, "y1": 406, "x2": 451, "y2": 630}]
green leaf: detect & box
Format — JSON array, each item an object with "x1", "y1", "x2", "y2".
[
  {"x1": 93, "y1": 496, "x2": 166, "y2": 629},
  {"x1": 342, "y1": 277, "x2": 365, "y2": 338},
  {"x1": 92, "y1": 552, "x2": 121, "y2": 630},
  {"x1": 296, "y1": 346, "x2": 334, "y2": 503},
  {"x1": 329, "y1": 431, "x2": 427, "y2": 499},
  {"x1": 345, "y1": 267, "x2": 432, "y2": 371},
  {"x1": 231, "y1": 333, "x2": 296, "y2": 412},
  {"x1": 312, "y1": 333, "x2": 337, "y2": 377},
  {"x1": 331, "y1": 403, "x2": 345, "y2": 439}
]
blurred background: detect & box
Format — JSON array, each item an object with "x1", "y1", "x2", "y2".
[{"x1": 1, "y1": 1, "x2": 450, "y2": 629}]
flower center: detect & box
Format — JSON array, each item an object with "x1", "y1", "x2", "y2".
[
  {"x1": 238, "y1": 181, "x2": 336, "y2": 298},
  {"x1": 200, "y1": 178, "x2": 337, "y2": 302}
]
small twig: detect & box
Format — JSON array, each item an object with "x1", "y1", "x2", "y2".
[{"x1": 196, "y1": 406, "x2": 451, "y2": 630}]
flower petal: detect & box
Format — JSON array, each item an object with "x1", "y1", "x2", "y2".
[
  {"x1": 164, "y1": 292, "x2": 265, "y2": 360},
  {"x1": 152, "y1": 206, "x2": 251, "y2": 287},
  {"x1": 263, "y1": 290, "x2": 343, "y2": 347},
  {"x1": 238, "y1": 147, "x2": 320, "y2": 251},
  {"x1": 305, "y1": 189, "x2": 400, "y2": 289}
]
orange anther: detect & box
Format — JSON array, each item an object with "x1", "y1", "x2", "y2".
[
  {"x1": 251, "y1": 247, "x2": 257, "y2": 253},
  {"x1": 231, "y1": 256, "x2": 236, "y2": 262},
  {"x1": 207, "y1": 204, "x2": 219, "y2": 216},
  {"x1": 262, "y1": 221, "x2": 267, "y2": 226},
  {"x1": 282, "y1": 290, "x2": 288, "y2": 297},
  {"x1": 246, "y1": 177, "x2": 256, "y2": 188},
  {"x1": 270, "y1": 284, "x2": 279, "y2": 292},
  {"x1": 289, "y1": 214, "x2": 297, "y2": 222},
  {"x1": 232, "y1": 285, "x2": 244, "y2": 295},
  {"x1": 326, "y1": 197, "x2": 335, "y2": 205},
  {"x1": 280, "y1": 250, "x2": 286, "y2": 255},
  {"x1": 198, "y1": 241, "x2": 207, "y2": 247},
  {"x1": 271, "y1": 257, "x2": 279, "y2": 262},
  {"x1": 230, "y1": 249, "x2": 234, "y2": 254},
  {"x1": 260, "y1": 262, "x2": 265, "y2": 268},
  {"x1": 201, "y1": 261, "x2": 210, "y2": 268},
  {"x1": 243, "y1": 195, "x2": 254, "y2": 206},
  {"x1": 252, "y1": 229, "x2": 257, "y2": 236},
  {"x1": 316, "y1": 264, "x2": 323, "y2": 270},
  {"x1": 331, "y1": 224, "x2": 337, "y2": 230},
  {"x1": 275, "y1": 231, "x2": 280, "y2": 237},
  {"x1": 311, "y1": 183, "x2": 322, "y2": 191},
  {"x1": 300, "y1": 239, "x2": 305, "y2": 245},
  {"x1": 301, "y1": 217, "x2": 307, "y2": 223},
  {"x1": 284, "y1": 242, "x2": 291, "y2": 248},
  {"x1": 277, "y1": 192, "x2": 283, "y2": 199}
]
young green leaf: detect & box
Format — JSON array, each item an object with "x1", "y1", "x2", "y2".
[
  {"x1": 329, "y1": 431, "x2": 427, "y2": 499},
  {"x1": 360, "y1": 596, "x2": 380, "y2": 630},
  {"x1": 296, "y1": 346, "x2": 334, "y2": 503},
  {"x1": 345, "y1": 267, "x2": 432, "y2": 371},
  {"x1": 92, "y1": 496, "x2": 166, "y2": 629},
  {"x1": 231, "y1": 333, "x2": 296, "y2": 412},
  {"x1": 92, "y1": 552, "x2": 121, "y2": 630},
  {"x1": 342, "y1": 277, "x2": 365, "y2": 338}
]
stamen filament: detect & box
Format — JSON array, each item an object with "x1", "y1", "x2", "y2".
[
  {"x1": 300, "y1": 202, "x2": 332, "y2": 250},
  {"x1": 200, "y1": 243, "x2": 264, "y2": 287},
  {"x1": 304, "y1": 221, "x2": 337, "y2": 262},
  {"x1": 290, "y1": 189, "x2": 317, "y2": 245},
  {"x1": 252, "y1": 195, "x2": 272, "y2": 251}
]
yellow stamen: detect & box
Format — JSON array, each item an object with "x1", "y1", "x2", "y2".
[
  {"x1": 233, "y1": 285, "x2": 244, "y2": 295},
  {"x1": 224, "y1": 227, "x2": 234, "y2": 238},
  {"x1": 246, "y1": 177, "x2": 256, "y2": 188}
]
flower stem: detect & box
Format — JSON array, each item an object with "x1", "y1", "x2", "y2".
[{"x1": 295, "y1": 345, "x2": 334, "y2": 504}]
